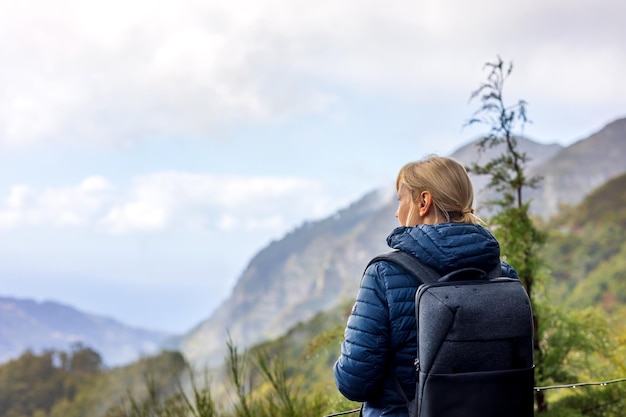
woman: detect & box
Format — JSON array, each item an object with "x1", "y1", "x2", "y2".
[{"x1": 333, "y1": 155, "x2": 518, "y2": 417}]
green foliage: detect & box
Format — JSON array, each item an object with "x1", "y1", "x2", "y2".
[
  {"x1": 104, "y1": 333, "x2": 339, "y2": 417},
  {"x1": 542, "y1": 226, "x2": 623, "y2": 284},
  {"x1": 226, "y1": 341, "x2": 326, "y2": 417},
  {"x1": 98, "y1": 302, "x2": 355, "y2": 417},
  {"x1": 539, "y1": 306, "x2": 626, "y2": 417},
  {"x1": 490, "y1": 204, "x2": 546, "y2": 298},
  {"x1": 539, "y1": 307, "x2": 612, "y2": 384},
  {"x1": 104, "y1": 373, "x2": 211, "y2": 417},
  {"x1": 229, "y1": 303, "x2": 356, "y2": 416},
  {"x1": 566, "y1": 242, "x2": 626, "y2": 310},
  {"x1": 225, "y1": 340, "x2": 253, "y2": 417},
  {"x1": 552, "y1": 172, "x2": 626, "y2": 230},
  {"x1": 100, "y1": 351, "x2": 188, "y2": 417},
  {"x1": 0, "y1": 346, "x2": 187, "y2": 417},
  {"x1": 68, "y1": 343, "x2": 103, "y2": 374},
  {"x1": 467, "y1": 56, "x2": 551, "y2": 412},
  {"x1": 466, "y1": 56, "x2": 540, "y2": 206},
  {"x1": 461, "y1": 54, "x2": 626, "y2": 416},
  {"x1": 0, "y1": 344, "x2": 102, "y2": 417},
  {"x1": 542, "y1": 174, "x2": 626, "y2": 311},
  {"x1": 466, "y1": 55, "x2": 545, "y2": 288}
]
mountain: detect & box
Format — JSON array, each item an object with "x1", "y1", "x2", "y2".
[
  {"x1": 176, "y1": 117, "x2": 626, "y2": 368},
  {"x1": 176, "y1": 188, "x2": 398, "y2": 366},
  {"x1": 451, "y1": 135, "x2": 564, "y2": 171},
  {"x1": 0, "y1": 296, "x2": 172, "y2": 366},
  {"x1": 450, "y1": 136, "x2": 564, "y2": 212},
  {"x1": 526, "y1": 118, "x2": 626, "y2": 217},
  {"x1": 451, "y1": 117, "x2": 626, "y2": 218}
]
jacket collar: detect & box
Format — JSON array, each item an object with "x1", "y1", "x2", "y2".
[{"x1": 386, "y1": 223, "x2": 501, "y2": 275}]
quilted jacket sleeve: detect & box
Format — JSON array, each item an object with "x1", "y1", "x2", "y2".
[
  {"x1": 334, "y1": 263, "x2": 390, "y2": 402},
  {"x1": 500, "y1": 260, "x2": 519, "y2": 279}
]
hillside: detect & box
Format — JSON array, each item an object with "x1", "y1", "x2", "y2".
[
  {"x1": 177, "y1": 188, "x2": 398, "y2": 366},
  {"x1": 556, "y1": 171, "x2": 626, "y2": 229},
  {"x1": 0, "y1": 296, "x2": 171, "y2": 366},
  {"x1": 527, "y1": 118, "x2": 626, "y2": 217},
  {"x1": 542, "y1": 171, "x2": 626, "y2": 310}
]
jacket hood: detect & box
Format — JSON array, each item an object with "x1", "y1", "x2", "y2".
[{"x1": 386, "y1": 223, "x2": 501, "y2": 275}]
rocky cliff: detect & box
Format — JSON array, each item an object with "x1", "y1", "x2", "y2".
[{"x1": 178, "y1": 189, "x2": 397, "y2": 366}]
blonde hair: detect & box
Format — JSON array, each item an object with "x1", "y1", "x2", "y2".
[{"x1": 396, "y1": 155, "x2": 480, "y2": 224}]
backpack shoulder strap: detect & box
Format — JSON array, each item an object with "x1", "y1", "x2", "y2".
[
  {"x1": 487, "y1": 262, "x2": 504, "y2": 279},
  {"x1": 366, "y1": 250, "x2": 441, "y2": 285},
  {"x1": 367, "y1": 250, "x2": 439, "y2": 413}
]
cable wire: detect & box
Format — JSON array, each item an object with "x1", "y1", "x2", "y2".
[
  {"x1": 324, "y1": 378, "x2": 626, "y2": 416},
  {"x1": 323, "y1": 408, "x2": 360, "y2": 417},
  {"x1": 534, "y1": 377, "x2": 626, "y2": 391}
]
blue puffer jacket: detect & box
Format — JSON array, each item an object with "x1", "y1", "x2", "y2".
[{"x1": 333, "y1": 223, "x2": 518, "y2": 417}]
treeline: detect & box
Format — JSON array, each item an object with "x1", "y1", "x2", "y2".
[
  {"x1": 0, "y1": 344, "x2": 102, "y2": 417},
  {"x1": 0, "y1": 344, "x2": 187, "y2": 417},
  {"x1": 0, "y1": 334, "x2": 348, "y2": 417}
]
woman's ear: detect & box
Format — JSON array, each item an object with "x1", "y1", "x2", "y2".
[{"x1": 418, "y1": 191, "x2": 433, "y2": 217}]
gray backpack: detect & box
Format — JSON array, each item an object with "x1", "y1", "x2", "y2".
[{"x1": 368, "y1": 250, "x2": 535, "y2": 417}]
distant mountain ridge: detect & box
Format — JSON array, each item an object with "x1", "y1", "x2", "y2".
[
  {"x1": 0, "y1": 296, "x2": 171, "y2": 366},
  {"x1": 176, "y1": 117, "x2": 626, "y2": 368},
  {"x1": 450, "y1": 136, "x2": 564, "y2": 213},
  {"x1": 526, "y1": 118, "x2": 626, "y2": 216},
  {"x1": 452, "y1": 117, "x2": 626, "y2": 218}
]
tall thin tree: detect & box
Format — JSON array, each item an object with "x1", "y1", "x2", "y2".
[{"x1": 466, "y1": 56, "x2": 548, "y2": 413}]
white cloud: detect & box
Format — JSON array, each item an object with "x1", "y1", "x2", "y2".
[
  {"x1": 101, "y1": 171, "x2": 329, "y2": 233},
  {"x1": 524, "y1": 44, "x2": 624, "y2": 104},
  {"x1": 6, "y1": 185, "x2": 32, "y2": 210},
  {"x1": 102, "y1": 202, "x2": 168, "y2": 233},
  {"x1": 1, "y1": 0, "x2": 624, "y2": 148},
  {"x1": 0, "y1": 171, "x2": 335, "y2": 235},
  {"x1": 0, "y1": 176, "x2": 113, "y2": 229}
]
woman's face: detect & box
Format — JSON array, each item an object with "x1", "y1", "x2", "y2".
[{"x1": 395, "y1": 183, "x2": 419, "y2": 226}]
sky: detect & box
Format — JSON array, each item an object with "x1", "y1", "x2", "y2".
[{"x1": 1, "y1": 0, "x2": 625, "y2": 334}]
